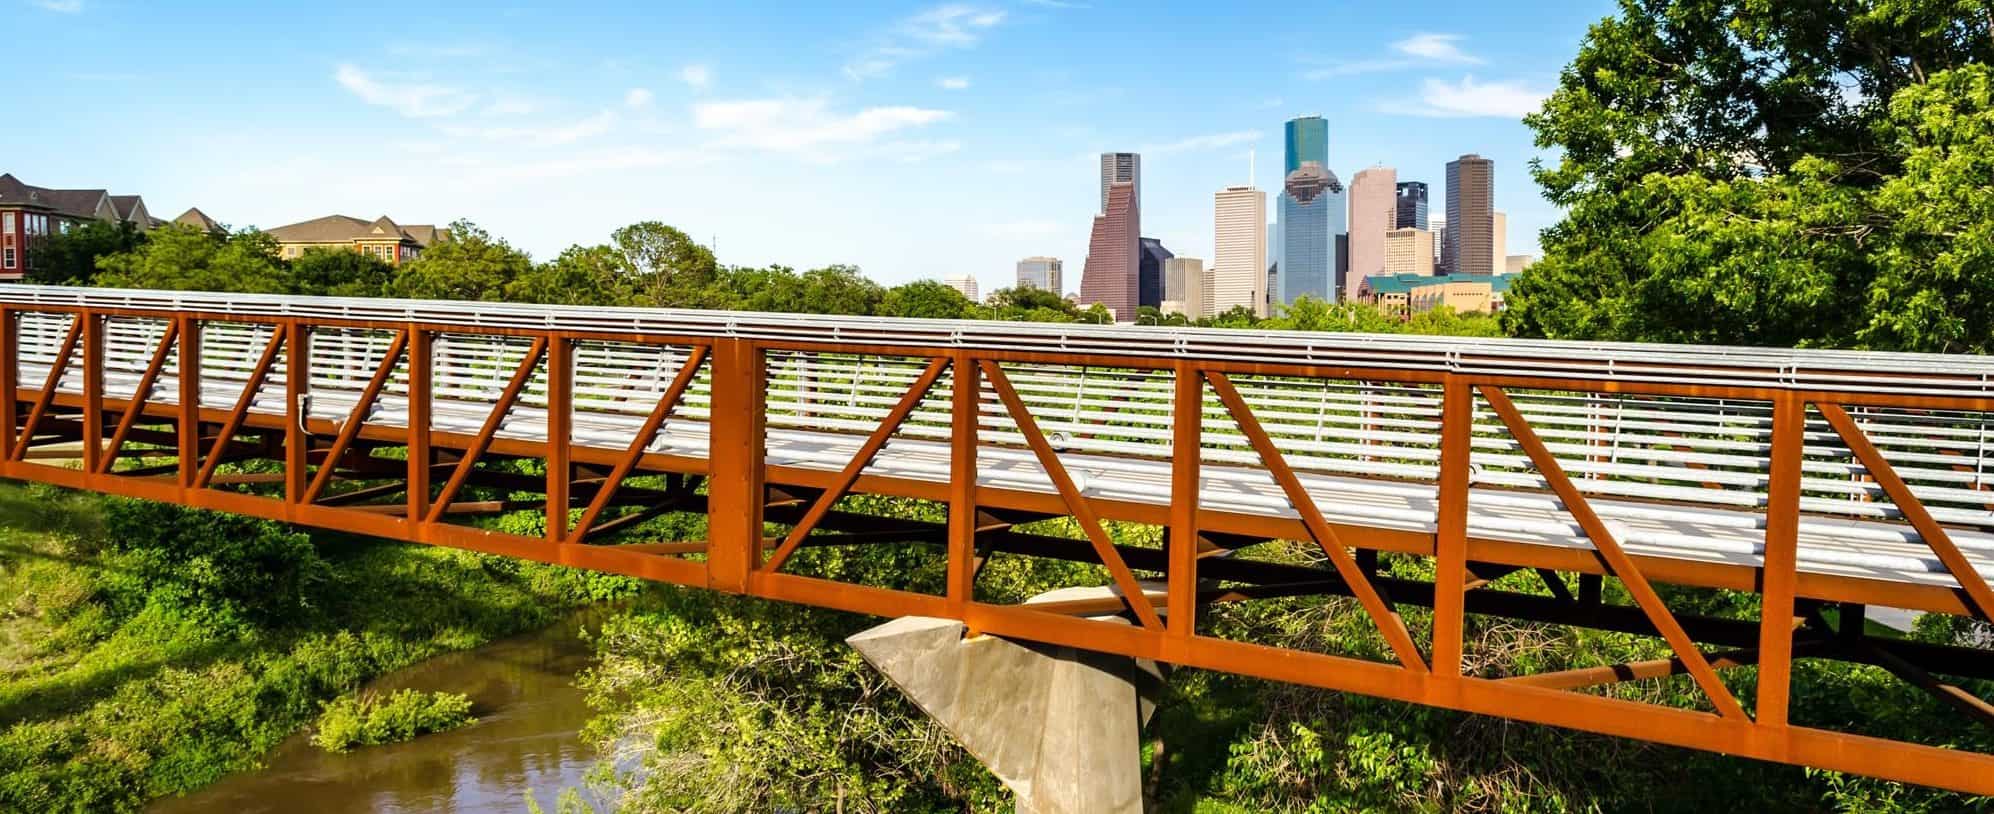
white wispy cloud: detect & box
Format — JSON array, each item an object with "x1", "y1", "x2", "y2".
[
  {"x1": 1301, "y1": 32, "x2": 1484, "y2": 80},
  {"x1": 693, "y1": 97, "x2": 951, "y2": 153},
  {"x1": 845, "y1": 4, "x2": 1005, "y2": 80},
  {"x1": 445, "y1": 110, "x2": 620, "y2": 146},
  {"x1": 33, "y1": 0, "x2": 82, "y2": 12},
  {"x1": 679, "y1": 64, "x2": 712, "y2": 89},
  {"x1": 1020, "y1": 0, "x2": 1087, "y2": 7},
  {"x1": 1392, "y1": 33, "x2": 1482, "y2": 65},
  {"x1": 1140, "y1": 130, "x2": 1261, "y2": 155},
  {"x1": 483, "y1": 95, "x2": 539, "y2": 116},
  {"x1": 334, "y1": 64, "x2": 477, "y2": 118},
  {"x1": 1381, "y1": 76, "x2": 1549, "y2": 119},
  {"x1": 936, "y1": 76, "x2": 971, "y2": 90},
  {"x1": 625, "y1": 87, "x2": 654, "y2": 109}
]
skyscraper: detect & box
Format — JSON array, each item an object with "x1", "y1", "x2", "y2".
[
  {"x1": 943, "y1": 274, "x2": 979, "y2": 301},
  {"x1": 1276, "y1": 115, "x2": 1345, "y2": 305},
  {"x1": 1284, "y1": 116, "x2": 1328, "y2": 172},
  {"x1": 1444, "y1": 154, "x2": 1494, "y2": 276},
  {"x1": 1491, "y1": 211, "x2": 1507, "y2": 276},
  {"x1": 1395, "y1": 181, "x2": 1429, "y2": 230},
  {"x1": 1277, "y1": 163, "x2": 1344, "y2": 305},
  {"x1": 1163, "y1": 256, "x2": 1205, "y2": 319},
  {"x1": 1100, "y1": 152, "x2": 1140, "y2": 212},
  {"x1": 1080, "y1": 180, "x2": 1140, "y2": 320},
  {"x1": 1015, "y1": 256, "x2": 1062, "y2": 292},
  {"x1": 1138, "y1": 237, "x2": 1172, "y2": 311},
  {"x1": 1211, "y1": 185, "x2": 1267, "y2": 317},
  {"x1": 1347, "y1": 166, "x2": 1397, "y2": 296}
]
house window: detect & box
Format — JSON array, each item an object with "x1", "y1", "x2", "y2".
[
  {"x1": 3, "y1": 247, "x2": 13, "y2": 269},
  {"x1": 2, "y1": 213, "x2": 13, "y2": 235}
]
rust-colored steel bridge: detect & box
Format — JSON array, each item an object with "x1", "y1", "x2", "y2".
[{"x1": 0, "y1": 285, "x2": 1991, "y2": 793}]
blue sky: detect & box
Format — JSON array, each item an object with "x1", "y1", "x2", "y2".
[{"x1": 5, "y1": 0, "x2": 1611, "y2": 293}]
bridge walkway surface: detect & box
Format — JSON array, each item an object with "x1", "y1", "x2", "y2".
[{"x1": 0, "y1": 285, "x2": 1990, "y2": 794}]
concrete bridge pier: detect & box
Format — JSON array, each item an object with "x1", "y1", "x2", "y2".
[{"x1": 846, "y1": 588, "x2": 1168, "y2": 814}]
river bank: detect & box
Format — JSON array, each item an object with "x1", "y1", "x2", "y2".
[{"x1": 152, "y1": 608, "x2": 607, "y2": 813}]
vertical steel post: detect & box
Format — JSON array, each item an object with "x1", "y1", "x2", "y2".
[
  {"x1": 545, "y1": 331, "x2": 573, "y2": 542},
  {"x1": 80, "y1": 312, "x2": 104, "y2": 473},
  {"x1": 176, "y1": 316, "x2": 200, "y2": 489},
  {"x1": 1167, "y1": 360, "x2": 1201, "y2": 639},
  {"x1": 284, "y1": 320, "x2": 309, "y2": 504},
  {"x1": 1432, "y1": 375, "x2": 1471, "y2": 676},
  {"x1": 406, "y1": 327, "x2": 433, "y2": 523},
  {"x1": 706, "y1": 338, "x2": 764, "y2": 594},
  {"x1": 0, "y1": 306, "x2": 17, "y2": 461},
  {"x1": 1757, "y1": 393, "x2": 1805, "y2": 726},
  {"x1": 947, "y1": 352, "x2": 979, "y2": 614}
]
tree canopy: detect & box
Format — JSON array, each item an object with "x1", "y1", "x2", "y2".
[
  {"x1": 1505, "y1": 0, "x2": 1994, "y2": 353},
  {"x1": 93, "y1": 225, "x2": 287, "y2": 294}
]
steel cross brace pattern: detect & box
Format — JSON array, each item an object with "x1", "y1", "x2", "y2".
[{"x1": 0, "y1": 302, "x2": 1990, "y2": 795}]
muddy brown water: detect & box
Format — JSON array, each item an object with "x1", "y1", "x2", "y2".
[{"x1": 151, "y1": 610, "x2": 608, "y2": 814}]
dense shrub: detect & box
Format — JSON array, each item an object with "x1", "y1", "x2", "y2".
[{"x1": 312, "y1": 689, "x2": 476, "y2": 753}]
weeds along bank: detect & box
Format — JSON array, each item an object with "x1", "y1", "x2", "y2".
[
  {"x1": 0, "y1": 481, "x2": 634, "y2": 813},
  {"x1": 0, "y1": 476, "x2": 1989, "y2": 813}
]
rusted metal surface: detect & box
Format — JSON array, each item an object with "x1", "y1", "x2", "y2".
[{"x1": 0, "y1": 291, "x2": 1990, "y2": 795}]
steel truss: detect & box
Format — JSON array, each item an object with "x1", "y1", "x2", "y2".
[{"x1": 0, "y1": 299, "x2": 1990, "y2": 795}]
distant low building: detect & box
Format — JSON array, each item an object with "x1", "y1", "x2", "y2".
[
  {"x1": 1363, "y1": 272, "x2": 1518, "y2": 317},
  {"x1": 265, "y1": 214, "x2": 448, "y2": 266},
  {"x1": 1505, "y1": 254, "x2": 1538, "y2": 274},
  {"x1": 1384, "y1": 228, "x2": 1433, "y2": 278},
  {"x1": 0, "y1": 173, "x2": 179, "y2": 279},
  {"x1": 943, "y1": 274, "x2": 980, "y2": 301}
]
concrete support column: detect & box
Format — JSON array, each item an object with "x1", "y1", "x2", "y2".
[{"x1": 848, "y1": 587, "x2": 1167, "y2": 814}]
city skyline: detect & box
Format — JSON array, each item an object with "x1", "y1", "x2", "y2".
[{"x1": 2, "y1": 1, "x2": 1593, "y2": 296}]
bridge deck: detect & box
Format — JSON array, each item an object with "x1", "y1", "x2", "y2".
[
  {"x1": 13, "y1": 307, "x2": 1991, "y2": 599},
  {"x1": 0, "y1": 285, "x2": 1991, "y2": 794}
]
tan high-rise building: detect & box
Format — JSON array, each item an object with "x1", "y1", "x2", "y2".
[
  {"x1": 1212, "y1": 185, "x2": 1268, "y2": 318},
  {"x1": 944, "y1": 274, "x2": 980, "y2": 301},
  {"x1": 1444, "y1": 154, "x2": 1494, "y2": 275},
  {"x1": 1490, "y1": 211, "x2": 1508, "y2": 275},
  {"x1": 1383, "y1": 228, "x2": 1434, "y2": 281},
  {"x1": 1346, "y1": 166, "x2": 1396, "y2": 295},
  {"x1": 1163, "y1": 257, "x2": 1206, "y2": 319},
  {"x1": 1016, "y1": 256, "x2": 1063, "y2": 292}
]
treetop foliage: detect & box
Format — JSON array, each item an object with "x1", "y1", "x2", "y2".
[{"x1": 1507, "y1": 0, "x2": 1994, "y2": 353}]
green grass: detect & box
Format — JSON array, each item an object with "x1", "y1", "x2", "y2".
[{"x1": 0, "y1": 480, "x2": 636, "y2": 813}]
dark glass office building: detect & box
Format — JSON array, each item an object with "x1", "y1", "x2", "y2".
[{"x1": 1395, "y1": 181, "x2": 1429, "y2": 231}]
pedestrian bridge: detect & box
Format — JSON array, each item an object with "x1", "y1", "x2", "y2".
[{"x1": 0, "y1": 285, "x2": 1989, "y2": 795}]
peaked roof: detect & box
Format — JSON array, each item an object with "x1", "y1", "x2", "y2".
[
  {"x1": 0, "y1": 173, "x2": 129, "y2": 221},
  {"x1": 108, "y1": 195, "x2": 146, "y2": 222},
  {"x1": 174, "y1": 207, "x2": 223, "y2": 232},
  {"x1": 265, "y1": 214, "x2": 445, "y2": 247}
]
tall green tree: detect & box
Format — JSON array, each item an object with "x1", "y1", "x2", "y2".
[
  {"x1": 505, "y1": 244, "x2": 641, "y2": 307},
  {"x1": 1506, "y1": 0, "x2": 1994, "y2": 352},
  {"x1": 93, "y1": 225, "x2": 286, "y2": 294},
  {"x1": 383, "y1": 220, "x2": 533, "y2": 301},
  {"x1": 611, "y1": 221, "x2": 719, "y2": 306},
  {"x1": 28, "y1": 220, "x2": 146, "y2": 286},
  {"x1": 875, "y1": 279, "x2": 977, "y2": 319},
  {"x1": 289, "y1": 247, "x2": 396, "y2": 298}
]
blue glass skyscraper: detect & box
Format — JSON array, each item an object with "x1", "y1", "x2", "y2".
[
  {"x1": 1284, "y1": 116, "x2": 1328, "y2": 173},
  {"x1": 1277, "y1": 115, "x2": 1345, "y2": 305}
]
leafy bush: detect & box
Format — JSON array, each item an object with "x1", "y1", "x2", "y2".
[{"x1": 311, "y1": 689, "x2": 476, "y2": 753}]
